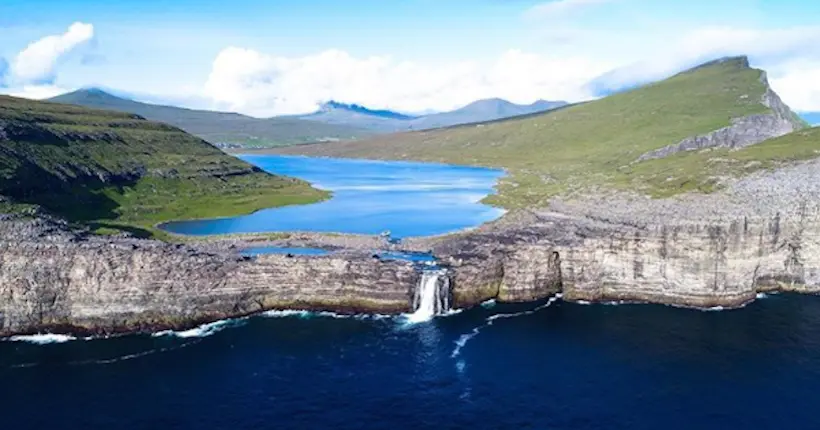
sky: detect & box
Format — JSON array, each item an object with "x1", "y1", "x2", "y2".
[{"x1": 0, "y1": 0, "x2": 819, "y2": 118}]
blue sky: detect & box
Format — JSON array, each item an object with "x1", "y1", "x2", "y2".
[{"x1": 1, "y1": 0, "x2": 819, "y2": 117}]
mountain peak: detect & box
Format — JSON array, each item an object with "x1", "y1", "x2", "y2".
[
  {"x1": 316, "y1": 100, "x2": 417, "y2": 120},
  {"x1": 685, "y1": 55, "x2": 751, "y2": 74},
  {"x1": 51, "y1": 88, "x2": 125, "y2": 103}
]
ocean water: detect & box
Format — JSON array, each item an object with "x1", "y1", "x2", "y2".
[
  {"x1": 4, "y1": 293, "x2": 820, "y2": 429},
  {"x1": 160, "y1": 155, "x2": 506, "y2": 238}
]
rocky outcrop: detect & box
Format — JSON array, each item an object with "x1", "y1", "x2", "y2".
[{"x1": 636, "y1": 71, "x2": 806, "y2": 162}]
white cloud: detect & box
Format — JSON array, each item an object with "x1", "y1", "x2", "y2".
[
  {"x1": 204, "y1": 47, "x2": 612, "y2": 117},
  {"x1": 0, "y1": 84, "x2": 69, "y2": 100},
  {"x1": 525, "y1": 0, "x2": 611, "y2": 21},
  {"x1": 11, "y1": 22, "x2": 94, "y2": 84},
  {"x1": 586, "y1": 25, "x2": 820, "y2": 109},
  {"x1": 769, "y1": 62, "x2": 820, "y2": 112}
]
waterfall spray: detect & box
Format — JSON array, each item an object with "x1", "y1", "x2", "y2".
[{"x1": 407, "y1": 269, "x2": 451, "y2": 323}]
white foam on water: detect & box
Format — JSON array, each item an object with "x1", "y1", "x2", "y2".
[
  {"x1": 452, "y1": 328, "x2": 481, "y2": 358},
  {"x1": 451, "y1": 296, "x2": 560, "y2": 359},
  {"x1": 6, "y1": 333, "x2": 77, "y2": 344},
  {"x1": 262, "y1": 309, "x2": 392, "y2": 320},
  {"x1": 152, "y1": 318, "x2": 243, "y2": 339},
  {"x1": 757, "y1": 293, "x2": 769, "y2": 299},
  {"x1": 71, "y1": 339, "x2": 203, "y2": 366},
  {"x1": 262, "y1": 310, "x2": 314, "y2": 318},
  {"x1": 480, "y1": 299, "x2": 497, "y2": 309}
]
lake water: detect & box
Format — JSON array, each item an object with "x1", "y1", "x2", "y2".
[
  {"x1": 4, "y1": 293, "x2": 820, "y2": 429},
  {"x1": 160, "y1": 155, "x2": 506, "y2": 238}
]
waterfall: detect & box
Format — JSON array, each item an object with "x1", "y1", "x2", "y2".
[{"x1": 407, "y1": 270, "x2": 451, "y2": 323}]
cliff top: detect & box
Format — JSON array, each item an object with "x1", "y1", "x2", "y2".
[
  {"x1": 274, "y1": 57, "x2": 811, "y2": 208},
  {"x1": 0, "y1": 95, "x2": 327, "y2": 237}
]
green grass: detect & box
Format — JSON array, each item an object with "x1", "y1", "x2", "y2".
[
  {"x1": 277, "y1": 57, "x2": 806, "y2": 207},
  {"x1": 619, "y1": 126, "x2": 820, "y2": 197},
  {"x1": 0, "y1": 95, "x2": 328, "y2": 237}
]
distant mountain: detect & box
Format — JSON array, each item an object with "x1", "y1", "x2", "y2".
[
  {"x1": 410, "y1": 98, "x2": 568, "y2": 130},
  {"x1": 48, "y1": 89, "x2": 569, "y2": 145},
  {"x1": 295, "y1": 100, "x2": 418, "y2": 132},
  {"x1": 319, "y1": 101, "x2": 417, "y2": 120},
  {"x1": 295, "y1": 97, "x2": 568, "y2": 132},
  {"x1": 800, "y1": 112, "x2": 820, "y2": 126},
  {"x1": 48, "y1": 89, "x2": 373, "y2": 148}
]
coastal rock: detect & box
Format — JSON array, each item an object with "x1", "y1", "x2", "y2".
[{"x1": 0, "y1": 219, "x2": 418, "y2": 336}]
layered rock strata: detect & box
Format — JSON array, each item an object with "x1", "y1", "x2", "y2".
[{"x1": 3, "y1": 157, "x2": 820, "y2": 337}]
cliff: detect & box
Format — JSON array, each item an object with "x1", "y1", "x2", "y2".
[
  {"x1": 0, "y1": 216, "x2": 419, "y2": 336},
  {"x1": 2, "y1": 154, "x2": 820, "y2": 336}
]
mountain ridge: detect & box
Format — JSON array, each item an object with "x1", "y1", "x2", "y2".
[
  {"x1": 50, "y1": 88, "x2": 568, "y2": 137},
  {"x1": 48, "y1": 89, "x2": 373, "y2": 148},
  {"x1": 295, "y1": 97, "x2": 568, "y2": 132}
]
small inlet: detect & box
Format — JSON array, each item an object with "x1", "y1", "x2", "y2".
[{"x1": 407, "y1": 269, "x2": 452, "y2": 323}]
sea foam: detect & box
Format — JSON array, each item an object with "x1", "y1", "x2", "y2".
[
  {"x1": 6, "y1": 333, "x2": 77, "y2": 344},
  {"x1": 152, "y1": 318, "x2": 244, "y2": 338}
]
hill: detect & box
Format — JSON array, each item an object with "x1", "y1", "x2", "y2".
[
  {"x1": 48, "y1": 89, "x2": 373, "y2": 148},
  {"x1": 275, "y1": 57, "x2": 809, "y2": 208},
  {"x1": 295, "y1": 97, "x2": 568, "y2": 132},
  {"x1": 0, "y1": 95, "x2": 327, "y2": 237}
]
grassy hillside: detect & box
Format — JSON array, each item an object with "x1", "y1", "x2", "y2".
[
  {"x1": 277, "y1": 57, "x2": 808, "y2": 207},
  {"x1": 48, "y1": 89, "x2": 373, "y2": 148},
  {"x1": 0, "y1": 95, "x2": 327, "y2": 237}
]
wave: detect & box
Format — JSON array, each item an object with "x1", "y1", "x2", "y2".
[
  {"x1": 452, "y1": 328, "x2": 481, "y2": 358},
  {"x1": 262, "y1": 309, "x2": 393, "y2": 321},
  {"x1": 480, "y1": 299, "x2": 497, "y2": 309},
  {"x1": 152, "y1": 318, "x2": 245, "y2": 339},
  {"x1": 451, "y1": 295, "x2": 561, "y2": 359},
  {"x1": 6, "y1": 333, "x2": 77, "y2": 344}
]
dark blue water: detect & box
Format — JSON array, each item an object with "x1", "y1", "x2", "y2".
[
  {"x1": 160, "y1": 155, "x2": 505, "y2": 238},
  {"x1": 4, "y1": 293, "x2": 820, "y2": 429}
]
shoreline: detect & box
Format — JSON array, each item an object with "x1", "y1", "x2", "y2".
[{"x1": 2, "y1": 290, "x2": 808, "y2": 342}]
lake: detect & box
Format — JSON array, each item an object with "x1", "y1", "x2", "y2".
[
  {"x1": 3, "y1": 293, "x2": 820, "y2": 429},
  {"x1": 160, "y1": 155, "x2": 506, "y2": 238}
]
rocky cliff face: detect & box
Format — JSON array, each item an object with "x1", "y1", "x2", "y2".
[
  {"x1": 0, "y1": 217, "x2": 419, "y2": 336},
  {"x1": 431, "y1": 157, "x2": 820, "y2": 309},
  {"x1": 637, "y1": 72, "x2": 806, "y2": 162},
  {"x1": 3, "y1": 155, "x2": 820, "y2": 336}
]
